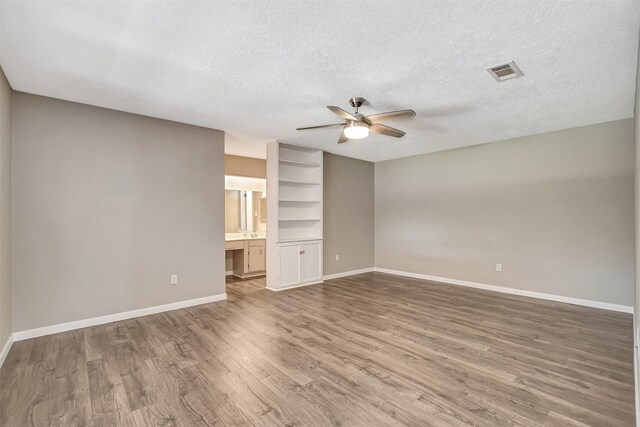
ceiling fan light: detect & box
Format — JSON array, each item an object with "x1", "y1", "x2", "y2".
[{"x1": 343, "y1": 121, "x2": 369, "y2": 139}]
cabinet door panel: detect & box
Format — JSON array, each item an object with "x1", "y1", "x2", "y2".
[
  {"x1": 301, "y1": 241, "x2": 322, "y2": 283},
  {"x1": 278, "y1": 243, "x2": 301, "y2": 287},
  {"x1": 248, "y1": 245, "x2": 265, "y2": 272}
]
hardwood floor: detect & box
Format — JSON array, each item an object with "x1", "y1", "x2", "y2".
[{"x1": 0, "y1": 272, "x2": 634, "y2": 426}]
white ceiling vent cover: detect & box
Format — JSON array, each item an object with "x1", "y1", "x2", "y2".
[{"x1": 486, "y1": 61, "x2": 524, "y2": 82}]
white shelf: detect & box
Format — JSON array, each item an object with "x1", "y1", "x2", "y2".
[
  {"x1": 278, "y1": 199, "x2": 321, "y2": 203},
  {"x1": 279, "y1": 179, "x2": 321, "y2": 186},
  {"x1": 279, "y1": 159, "x2": 321, "y2": 168},
  {"x1": 277, "y1": 237, "x2": 324, "y2": 243}
]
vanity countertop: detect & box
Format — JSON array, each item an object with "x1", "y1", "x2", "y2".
[{"x1": 225, "y1": 235, "x2": 266, "y2": 242}]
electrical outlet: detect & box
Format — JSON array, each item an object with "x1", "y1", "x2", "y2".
[
  {"x1": 171, "y1": 274, "x2": 178, "y2": 285},
  {"x1": 335, "y1": 254, "x2": 340, "y2": 262},
  {"x1": 496, "y1": 264, "x2": 502, "y2": 272}
]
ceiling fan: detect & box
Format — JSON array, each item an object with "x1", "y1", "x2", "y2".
[{"x1": 296, "y1": 97, "x2": 416, "y2": 144}]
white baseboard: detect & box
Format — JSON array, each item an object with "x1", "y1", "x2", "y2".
[
  {"x1": 225, "y1": 270, "x2": 233, "y2": 276},
  {"x1": 0, "y1": 333, "x2": 14, "y2": 368},
  {"x1": 266, "y1": 280, "x2": 324, "y2": 292},
  {"x1": 232, "y1": 272, "x2": 266, "y2": 279},
  {"x1": 323, "y1": 268, "x2": 374, "y2": 281},
  {"x1": 13, "y1": 293, "x2": 228, "y2": 341},
  {"x1": 374, "y1": 268, "x2": 633, "y2": 314}
]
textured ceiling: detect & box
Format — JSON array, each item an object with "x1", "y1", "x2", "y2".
[{"x1": 1, "y1": 1, "x2": 639, "y2": 162}]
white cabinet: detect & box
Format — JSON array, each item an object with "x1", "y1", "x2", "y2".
[
  {"x1": 276, "y1": 240, "x2": 323, "y2": 289},
  {"x1": 278, "y1": 242, "x2": 302, "y2": 287},
  {"x1": 266, "y1": 142, "x2": 324, "y2": 290},
  {"x1": 248, "y1": 243, "x2": 266, "y2": 273},
  {"x1": 301, "y1": 241, "x2": 322, "y2": 283},
  {"x1": 230, "y1": 238, "x2": 266, "y2": 278}
]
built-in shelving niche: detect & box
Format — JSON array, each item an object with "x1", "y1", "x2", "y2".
[
  {"x1": 275, "y1": 145, "x2": 323, "y2": 241},
  {"x1": 266, "y1": 142, "x2": 324, "y2": 290}
]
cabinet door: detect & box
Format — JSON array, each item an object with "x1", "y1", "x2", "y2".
[
  {"x1": 248, "y1": 245, "x2": 265, "y2": 272},
  {"x1": 278, "y1": 243, "x2": 302, "y2": 288},
  {"x1": 301, "y1": 241, "x2": 322, "y2": 283}
]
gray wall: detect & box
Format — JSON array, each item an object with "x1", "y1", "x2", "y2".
[
  {"x1": 323, "y1": 152, "x2": 374, "y2": 275},
  {"x1": 376, "y1": 119, "x2": 635, "y2": 306},
  {"x1": 634, "y1": 36, "x2": 639, "y2": 423},
  {"x1": 0, "y1": 68, "x2": 11, "y2": 348},
  {"x1": 12, "y1": 93, "x2": 225, "y2": 332}
]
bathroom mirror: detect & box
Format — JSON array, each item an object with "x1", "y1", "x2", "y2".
[
  {"x1": 259, "y1": 197, "x2": 267, "y2": 223},
  {"x1": 225, "y1": 176, "x2": 266, "y2": 234},
  {"x1": 225, "y1": 190, "x2": 243, "y2": 233}
]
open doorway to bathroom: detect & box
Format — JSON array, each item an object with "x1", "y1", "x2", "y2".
[{"x1": 224, "y1": 166, "x2": 268, "y2": 296}]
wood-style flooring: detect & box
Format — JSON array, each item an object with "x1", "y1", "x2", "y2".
[{"x1": 0, "y1": 272, "x2": 634, "y2": 426}]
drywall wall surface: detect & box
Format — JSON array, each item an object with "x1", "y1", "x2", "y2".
[
  {"x1": 324, "y1": 152, "x2": 374, "y2": 275},
  {"x1": 633, "y1": 33, "x2": 640, "y2": 425},
  {"x1": 225, "y1": 154, "x2": 266, "y2": 178},
  {"x1": 0, "y1": 67, "x2": 12, "y2": 348},
  {"x1": 376, "y1": 119, "x2": 635, "y2": 305},
  {"x1": 12, "y1": 93, "x2": 225, "y2": 331}
]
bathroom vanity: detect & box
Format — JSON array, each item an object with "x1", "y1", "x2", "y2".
[{"x1": 225, "y1": 234, "x2": 266, "y2": 278}]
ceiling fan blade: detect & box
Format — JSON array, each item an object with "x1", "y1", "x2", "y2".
[
  {"x1": 364, "y1": 109, "x2": 416, "y2": 124},
  {"x1": 369, "y1": 123, "x2": 406, "y2": 138},
  {"x1": 327, "y1": 106, "x2": 357, "y2": 121},
  {"x1": 296, "y1": 123, "x2": 344, "y2": 131},
  {"x1": 338, "y1": 131, "x2": 349, "y2": 144}
]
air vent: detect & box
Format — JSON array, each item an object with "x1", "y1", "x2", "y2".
[{"x1": 486, "y1": 61, "x2": 523, "y2": 82}]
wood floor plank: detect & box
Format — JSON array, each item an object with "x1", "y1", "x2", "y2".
[
  {"x1": 87, "y1": 356, "x2": 131, "y2": 427},
  {"x1": 0, "y1": 272, "x2": 634, "y2": 426},
  {"x1": 180, "y1": 363, "x2": 254, "y2": 427}
]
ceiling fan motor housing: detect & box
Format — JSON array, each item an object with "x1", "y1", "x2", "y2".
[{"x1": 349, "y1": 97, "x2": 366, "y2": 109}]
